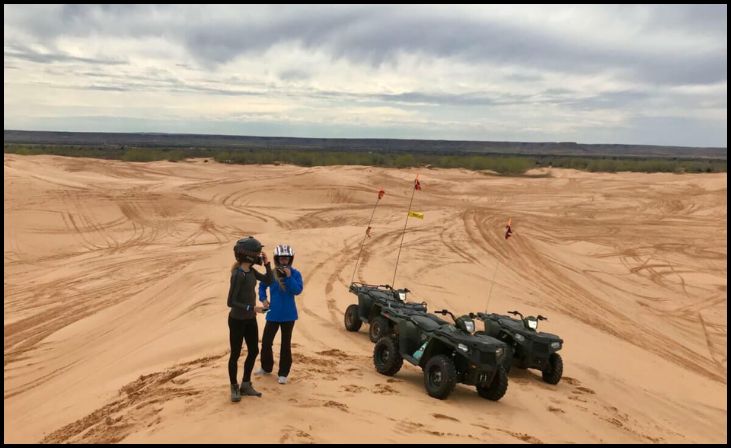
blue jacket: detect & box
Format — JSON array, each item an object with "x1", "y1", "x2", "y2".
[{"x1": 258, "y1": 267, "x2": 303, "y2": 322}]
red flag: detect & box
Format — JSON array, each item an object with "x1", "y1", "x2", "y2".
[
  {"x1": 504, "y1": 218, "x2": 513, "y2": 240},
  {"x1": 414, "y1": 176, "x2": 422, "y2": 191},
  {"x1": 378, "y1": 188, "x2": 385, "y2": 200},
  {"x1": 366, "y1": 226, "x2": 373, "y2": 238}
]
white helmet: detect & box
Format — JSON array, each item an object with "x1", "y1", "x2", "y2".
[{"x1": 273, "y1": 244, "x2": 295, "y2": 266}]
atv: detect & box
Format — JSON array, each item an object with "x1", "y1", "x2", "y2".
[
  {"x1": 372, "y1": 307, "x2": 509, "y2": 401},
  {"x1": 475, "y1": 310, "x2": 564, "y2": 385},
  {"x1": 345, "y1": 282, "x2": 428, "y2": 342}
]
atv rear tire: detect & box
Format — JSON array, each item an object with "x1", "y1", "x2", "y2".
[
  {"x1": 369, "y1": 316, "x2": 390, "y2": 343},
  {"x1": 542, "y1": 353, "x2": 563, "y2": 385},
  {"x1": 423, "y1": 355, "x2": 457, "y2": 399},
  {"x1": 373, "y1": 337, "x2": 403, "y2": 376},
  {"x1": 476, "y1": 366, "x2": 508, "y2": 401},
  {"x1": 344, "y1": 304, "x2": 362, "y2": 332}
]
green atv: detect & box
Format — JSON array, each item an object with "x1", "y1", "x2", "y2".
[
  {"x1": 475, "y1": 310, "x2": 564, "y2": 384},
  {"x1": 373, "y1": 307, "x2": 509, "y2": 401},
  {"x1": 345, "y1": 282, "x2": 427, "y2": 342}
]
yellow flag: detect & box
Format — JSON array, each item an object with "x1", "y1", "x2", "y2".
[{"x1": 407, "y1": 211, "x2": 424, "y2": 220}]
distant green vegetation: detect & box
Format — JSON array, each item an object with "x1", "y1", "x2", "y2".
[
  {"x1": 4, "y1": 143, "x2": 726, "y2": 175},
  {"x1": 534, "y1": 156, "x2": 725, "y2": 174}
]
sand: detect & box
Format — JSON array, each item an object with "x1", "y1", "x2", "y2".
[{"x1": 4, "y1": 154, "x2": 727, "y2": 443}]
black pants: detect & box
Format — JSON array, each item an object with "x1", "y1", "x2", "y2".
[
  {"x1": 228, "y1": 316, "x2": 259, "y2": 385},
  {"x1": 260, "y1": 321, "x2": 295, "y2": 377}
]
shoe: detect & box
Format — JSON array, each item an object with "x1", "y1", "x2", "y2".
[
  {"x1": 230, "y1": 384, "x2": 241, "y2": 402},
  {"x1": 278, "y1": 376, "x2": 288, "y2": 385},
  {"x1": 240, "y1": 381, "x2": 262, "y2": 397},
  {"x1": 254, "y1": 367, "x2": 271, "y2": 376}
]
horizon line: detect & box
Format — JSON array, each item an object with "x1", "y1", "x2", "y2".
[{"x1": 4, "y1": 129, "x2": 727, "y2": 150}]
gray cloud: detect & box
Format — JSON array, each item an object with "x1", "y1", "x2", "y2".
[
  {"x1": 373, "y1": 91, "x2": 530, "y2": 107},
  {"x1": 602, "y1": 115, "x2": 728, "y2": 147},
  {"x1": 4, "y1": 5, "x2": 726, "y2": 86},
  {"x1": 279, "y1": 69, "x2": 311, "y2": 82},
  {"x1": 562, "y1": 90, "x2": 652, "y2": 111},
  {"x1": 4, "y1": 43, "x2": 125, "y2": 65},
  {"x1": 4, "y1": 5, "x2": 727, "y2": 147},
  {"x1": 625, "y1": 4, "x2": 727, "y2": 35}
]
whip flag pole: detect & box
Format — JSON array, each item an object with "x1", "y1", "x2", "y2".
[
  {"x1": 350, "y1": 188, "x2": 385, "y2": 284},
  {"x1": 485, "y1": 218, "x2": 512, "y2": 312},
  {"x1": 391, "y1": 175, "x2": 422, "y2": 287}
]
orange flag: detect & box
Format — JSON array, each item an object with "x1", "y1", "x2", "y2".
[
  {"x1": 378, "y1": 188, "x2": 385, "y2": 200},
  {"x1": 414, "y1": 176, "x2": 422, "y2": 191},
  {"x1": 504, "y1": 218, "x2": 513, "y2": 240}
]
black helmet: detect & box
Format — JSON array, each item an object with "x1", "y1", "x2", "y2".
[{"x1": 234, "y1": 236, "x2": 263, "y2": 264}]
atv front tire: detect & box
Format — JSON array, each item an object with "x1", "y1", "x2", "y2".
[
  {"x1": 542, "y1": 353, "x2": 563, "y2": 385},
  {"x1": 476, "y1": 366, "x2": 508, "y2": 401},
  {"x1": 423, "y1": 355, "x2": 457, "y2": 399}
]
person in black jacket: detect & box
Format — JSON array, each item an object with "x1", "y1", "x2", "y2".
[{"x1": 227, "y1": 236, "x2": 272, "y2": 402}]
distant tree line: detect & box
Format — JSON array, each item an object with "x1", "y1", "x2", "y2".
[{"x1": 4, "y1": 144, "x2": 726, "y2": 175}]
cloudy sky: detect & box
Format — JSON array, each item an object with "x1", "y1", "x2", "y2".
[{"x1": 4, "y1": 4, "x2": 727, "y2": 147}]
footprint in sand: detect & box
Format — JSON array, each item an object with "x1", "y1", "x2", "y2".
[
  {"x1": 504, "y1": 431, "x2": 544, "y2": 444},
  {"x1": 317, "y1": 349, "x2": 352, "y2": 359},
  {"x1": 372, "y1": 383, "x2": 398, "y2": 395},
  {"x1": 323, "y1": 400, "x2": 349, "y2": 412},
  {"x1": 279, "y1": 425, "x2": 314, "y2": 443},
  {"x1": 396, "y1": 420, "x2": 425, "y2": 434},
  {"x1": 432, "y1": 413, "x2": 460, "y2": 422},
  {"x1": 341, "y1": 384, "x2": 366, "y2": 393},
  {"x1": 548, "y1": 406, "x2": 566, "y2": 414}
]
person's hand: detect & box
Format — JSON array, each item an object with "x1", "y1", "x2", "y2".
[
  {"x1": 262, "y1": 300, "x2": 270, "y2": 308},
  {"x1": 261, "y1": 252, "x2": 269, "y2": 265},
  {"x1": 282, "y1": 267, "x2": 291, "y2": 277},
  {"x1": 254, "y1": 306, "x2": 268, "y2": 313}
]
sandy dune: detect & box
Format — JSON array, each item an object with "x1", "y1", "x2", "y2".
[{"x1": 4, "y1": 154, "x2": 727, "y2": 443}]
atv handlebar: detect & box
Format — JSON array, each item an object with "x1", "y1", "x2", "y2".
[
  {"x1": 435, "y1": 309, "x2": 457, "y2": 322},
  {"x1": 508, "y1": 310, "x2": 548, "y2": 321},
  {"x1": 508, "y1": 310, "x2": 524, "y2": 320}
]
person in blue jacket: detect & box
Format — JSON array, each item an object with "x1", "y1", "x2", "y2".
[{"x1": 256, "y1": 244, "x2": 304, "y2": 384}]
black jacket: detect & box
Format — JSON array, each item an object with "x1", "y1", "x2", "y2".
[{"x1": 227, "y1": 264, "x2": 272, "y2": 320}]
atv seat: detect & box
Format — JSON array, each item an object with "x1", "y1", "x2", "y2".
[{"x1": 411, "y1": 315, "x2": 444, "y2": 332}]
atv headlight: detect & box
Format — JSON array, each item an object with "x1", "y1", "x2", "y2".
[
  {"x1": 458, "y1": 343, "x2": 470, "y2": 353},
  {"x1": 495, "y1": 347, "x2": 504, "y2": 359},
  {"x1": 527, "y1": 319, "x2": 538, "y2": 330},
  {"x1": 398, "y1": 292, "x2": 407, "y2": 302},
  {"x1": 514, "y1": 333, "x2": 525, "y2": 342},
  {"x1": 550, "y1": 341, "x2": 561, "y2": 349},
  {"x1": 464, "y1": 320, "x2": 475, "y2": 333}
]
